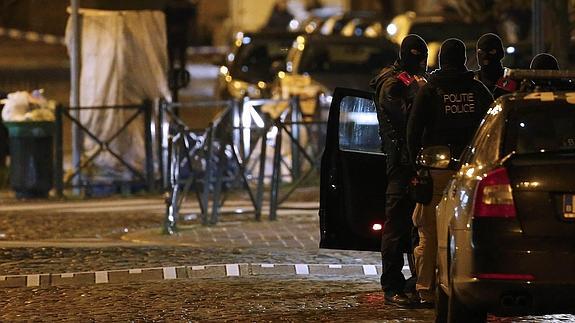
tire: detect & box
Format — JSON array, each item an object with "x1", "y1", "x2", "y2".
[
  {"x1": 434, "y1": 281, "x2": 448, "y2": 323},
  {"x1": 447, "y1": 282, "x2": 487, "y2": 323},
  {"x1": 435, "y1": 233, "x2": 449, "y2": 323}
]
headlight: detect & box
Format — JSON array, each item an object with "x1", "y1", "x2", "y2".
[
  {"x1": 386, "y1": 23, "x2": 397, "y2": 36},
  {"x1": 227, "y1": 80, "x2": 264, "y2": 99},
  {"x1": 246, "y1": 84, "x2": 261, "y2": 98}
]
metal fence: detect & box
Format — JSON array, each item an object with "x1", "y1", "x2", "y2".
[
  {"x1": 54, "y1": 101, "x2": 155, "y2": 197},
  {"x1": 161, "y1": 95, "x2": 327, "y2": 233}
]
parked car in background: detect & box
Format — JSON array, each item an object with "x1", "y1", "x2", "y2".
[
  {"x1": 340, "y1": 16, "x2": 386, "y2": 38},
  {"x1": 215, "y1": 31, "x2": 298, "y2": 100},
  {"x1": 386, "y1": 12, "x2": 496, "y2": 69},
  {"x1": 266, "y1": 34, "x2": 397, "y2": 118},
  {"x1": 320, "y1": 11, "x2": 376, "y2": 36}
]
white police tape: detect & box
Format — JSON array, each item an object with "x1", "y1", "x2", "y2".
[
  {"x1": 0, "y1": 263, "x2": 387, "y2": 289},
  {"x1": 0, "y1": 27, "x2": 66, "y2": 45}
]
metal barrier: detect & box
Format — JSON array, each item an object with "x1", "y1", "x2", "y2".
[
  {"x1": 54, "y1": 101, "x2": 154, "y2": 197},
  {"x1": 269, "y1": 95, "x2": 327, "y2": 220},
  {"x1": 161, "y1": 98, "x2": 272, "y2": 232},
  {"x1": 161, "y1": 95, "x2": 327, "y2": 233}
]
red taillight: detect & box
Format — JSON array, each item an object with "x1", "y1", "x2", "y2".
[
  {"x1": 475, "y1": 273, "x2": 535, "y2": 281},
  {"x1": 473, "y1": 167, "x2": 516, "y2": 218}
]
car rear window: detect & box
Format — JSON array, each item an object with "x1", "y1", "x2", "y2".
[
  {"x1": 505, "y1": 105, "x2": 575, "y2": 155},
  {"x1": 231, "y1": 38, "x2": 293, "y2": 82}
]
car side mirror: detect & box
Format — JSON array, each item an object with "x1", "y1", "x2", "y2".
[{"x1": 417, "y1": 145, "x2": 451, "y2": 169}]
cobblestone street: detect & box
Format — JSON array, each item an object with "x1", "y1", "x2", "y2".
[{"x1": 0, "y1": 197, "x2": 574, "y2": 322}]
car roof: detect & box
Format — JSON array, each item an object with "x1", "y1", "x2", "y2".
[
  {"x1": 240, "y1": 31, "x2": 300, "y2": 40},
  {"x1": 498, "y1": 92, "x2": 575, "y2": 114},
  {"x1": 300, "y1": 34, "x2": 397, "y2": 47}
]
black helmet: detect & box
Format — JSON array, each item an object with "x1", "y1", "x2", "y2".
[
  {"x1": 439, "y1": 38, "x2": 466, "y2": 69},
  {"x1": 530, "y1": 53, "x2": 559, "y2": 70}
]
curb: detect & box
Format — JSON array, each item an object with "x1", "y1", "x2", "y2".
[{"x1": 0, "y1": 263, "x2": 402, "y2": 289}]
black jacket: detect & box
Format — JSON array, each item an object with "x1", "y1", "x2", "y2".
[
  {"x1": 407, "y1": 68, "x2": 494, "y2": 164},
  {"x1": 475, "y1": 70, "x2": 515, "y2": 99},
  {"x1": 371, "y1": 62, "x2": 421, "y2": 167},
  {"x1": 370, "y1": 61, "x2": 421, "y2": 192}
]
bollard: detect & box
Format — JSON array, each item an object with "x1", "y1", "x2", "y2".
[{"x1": 143, "y1": 100, "x2": 155, "y2": 192}]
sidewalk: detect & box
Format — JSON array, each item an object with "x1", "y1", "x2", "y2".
[
  {"x1": 0, "y1": 193, "x2": 393, "y2": 289},
  {"x1": 122, "y1": 205, "x2": 320, "y2": 249}
]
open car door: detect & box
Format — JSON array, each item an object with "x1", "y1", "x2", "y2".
[{"x1": 319, "y1": 87, "x2": 387, "y2": 252}]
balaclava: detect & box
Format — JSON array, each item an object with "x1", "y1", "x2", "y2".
[
  {"x1": 530, "y1": 53, "x2": 559, "y2": 70},
  {"x1": 399, "y1": 34, "x2": 428, "y2": 75},
  {"x1": 439, "y1": 38, "x2": 467, "y2": 70},
  {"x1": 477, "y1": 33, "x2": 505, "y2": 81}
]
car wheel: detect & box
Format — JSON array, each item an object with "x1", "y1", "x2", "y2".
[{"x1": 447, "y1": 282, "x2": 487, "y2": 323}]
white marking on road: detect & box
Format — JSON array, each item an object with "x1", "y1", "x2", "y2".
[
  {"x1": 95, "y1": 271, "x2": 109, "y2": 284},
  {"x1": 295, "y1": 264, "x2": 309, "y2": 275},
  {"x1": 362, "y1": 265, "x2": 378, "y2": 276},
  {"x1": 226, "y1": 264, "x2": 240, "y2": 277},
  {"x1": 163, "y1": 267, "x2": 177, "y2": 280},
  {"x1": 0, "y1": 263, "x2": 385, "y2": 288},
  {"x1": 26, "y1": 275, "x2": 40, "y2": 287}
]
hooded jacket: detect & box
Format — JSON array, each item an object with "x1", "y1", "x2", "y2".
[{"x1": 407, "y1": 67, "x2": 493, "y2": 164}]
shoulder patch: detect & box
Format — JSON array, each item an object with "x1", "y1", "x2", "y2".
[
  {"x1": 397, "y1": 72, "x2": 415, "y2": 86},
  {"x1": 496, "y1": 77, "x2": 518, "y2": 92}
]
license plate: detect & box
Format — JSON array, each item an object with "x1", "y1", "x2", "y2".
[{"x1": 562, "y1": 195, "x2": 575, "y2": 219}]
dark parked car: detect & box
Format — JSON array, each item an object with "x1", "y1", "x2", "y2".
[
  {"x1": 268, "y1": 34, "x2": 397, "y2": 117},
  {"x1": 386, "y1": 12, "x2": 496, "y2": 70},
  {"x1": 319, "y1": 70, "x2": 575, "y2": 322},
  {"x1": 215, "y1": 31, "x2": 298, "y2": 100},
  {"x1": 433, "y1": 84, "x2": 575, "y2": 322}
]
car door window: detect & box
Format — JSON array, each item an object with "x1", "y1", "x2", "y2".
[{"x1": 338, "y1": 96, "x2": 381, "y2": 153}]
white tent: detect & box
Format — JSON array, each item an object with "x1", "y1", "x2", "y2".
[{"x1": 65, "y1": 5, "x2": 171, "y2": 184}]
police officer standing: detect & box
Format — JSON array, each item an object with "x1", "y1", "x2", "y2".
[
  {"x1": 407, "y1": 38, "x2": 493, "y2": 305},
  {"x1": 370, "y1": 34, "x2": 428, "y2": 307},
  {"x1": 476, "y1": 33, "x2": 516, "y2": 98},
  {"x1": 527, "y1": 53, "x2": 575, "y2": 91}
]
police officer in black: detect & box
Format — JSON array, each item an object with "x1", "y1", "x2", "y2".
[
  {"x1": 370, "y1": 34, "x2": 428, "y2": 307},
  {"x1": 526, "y1": 53, "x2": 575, "y2": 91},
  {"x1": 407, "y1": 38, "x2": 493, "y2": 304},
  {"x1": 476, "y1": 33, "x2": 516, "y2": 98}
]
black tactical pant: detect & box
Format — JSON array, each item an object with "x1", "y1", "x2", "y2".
[{"x1": 380, "y1": 168, "x2": 416, "y2": 294}]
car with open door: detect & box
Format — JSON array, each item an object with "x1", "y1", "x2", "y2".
[
  {"x1": 320, "y1": 71, "x2": 575, "y2": 322},
  {"x1": 319, "y1": 87, "x2": 386, "y2": 252}
]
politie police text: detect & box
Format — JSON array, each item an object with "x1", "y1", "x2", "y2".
[{"x1": 443, "y1": 93, "x2": 475, "y2": 114}]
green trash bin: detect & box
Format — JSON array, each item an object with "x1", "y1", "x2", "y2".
[{"x1": 4, "y1": 121, "x2": 54, "y2": 198}]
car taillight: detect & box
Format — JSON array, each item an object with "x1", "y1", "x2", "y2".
[{"x1": 473, "y1": 167, "x2": 516, "y2": 218}]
